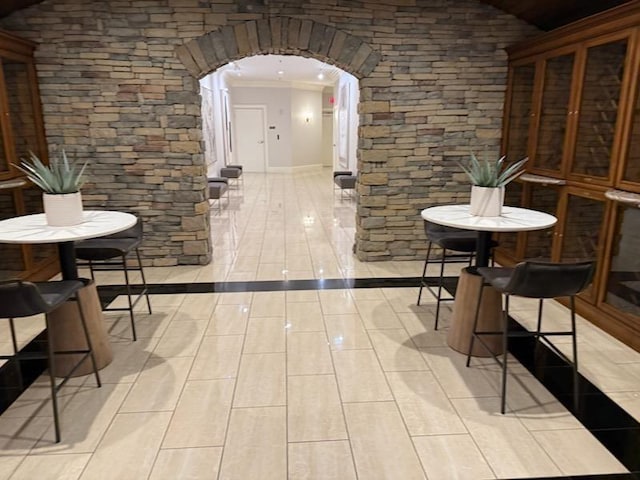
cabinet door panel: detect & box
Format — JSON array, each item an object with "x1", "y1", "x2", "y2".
[
  {"x1": 2, "y1": 58, "x2": 39, "y2": 164},
  {"x1": 560, "y1": 193, "x2": 606, "y2": 301},
  {"x1": 523, "y1": 184, "x2": 559, "y2": 260},
  {"x1": 534, "y1": 53, "x2": 575, "y2": 173},
  {"x1": 572, "y1": 39, "x2": 628, "y2": 180},
  {"x1": 498, "y1": 181, "x2": 524, "y2": 257},
  {"x1": 0, "y1": 189, "x2": 25, "y2": 279},
  {"x1": 622, "y1": 67, "x2": 640, "y2": 185},
  {"x1": 604, "y1": 205, "x2": 640, "y2": 316},
  {"x1": 0, "y1": 113, "x2": 7, "y2": 173},
  {"x1": 505, "y1": 63, "x2": 535, "y2": 162}
]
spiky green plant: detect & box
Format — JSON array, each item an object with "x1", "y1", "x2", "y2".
[
  {"x1": 458, "y1": 152, "x2": 528, "y2": 187},
  {"x1": 14, "y1": 150, "x2": 88, "y2": 194}
]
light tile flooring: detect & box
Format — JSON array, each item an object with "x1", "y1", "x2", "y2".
[{"x1": 1, "y1": 169, "x2": 639, "y2": 479}]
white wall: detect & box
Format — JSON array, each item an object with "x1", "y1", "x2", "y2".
[
  {"x1": 335, "y1": 72, "x2": 359, "y2": 174},
  {"x1": 322, "y1": 113, "x2": 333, "y2": 167},
  {"x1": 230, "y1": 86, "x2": 292, "y2": 168},
  {"x1": 199, "y1": 76, "x2": 216, "y2": 175},
  {"x1": 231, "y1": 85, "x2": 324, "y2": 171},
  {"x1": 291, "y1": 88, "x2": 322, "y2": 167},
  {"x1": 200, "y1": 73, "x2": 232, "y2": 177}
]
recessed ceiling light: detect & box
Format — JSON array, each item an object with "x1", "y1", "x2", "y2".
[
  {"x1": 277, "y1": 70, "x2": 284, "y2": 75},
  {"x1": 318, "y1": 72, "x2": 324, "y2": 80}
]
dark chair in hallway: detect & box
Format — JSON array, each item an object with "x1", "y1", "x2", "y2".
[
  {"x1": 220, "y1": 166, "x2": 243, "y2": 188},
  {"x1": 0, "y1": 279, "x2": 101, "y2": 443},
  {"x1": 75, "y1": 218, "x2": 152, "y2": 341},
  {"x1": 466, "y1": 260, "x2": 595, "y2": 414},
  {"x1": 333, "y1": 171, "x2": 356, "y2": 199},
  {"x1": 417, "y1": 221, "x2": 496, "y2": 330},
  {"x1": 208, "y1": 177, "x2": 230, "y2": 213}
]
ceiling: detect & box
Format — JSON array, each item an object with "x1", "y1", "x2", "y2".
[
  {"x1": 481, "y1": 0, "x2": 633, "y2": 30},
  {"x1": 218, "y1": 55, "x2": 342, "y2": 88},
  {"x1": 0, "y1": 0, "x2": 634, "y2": 30}
]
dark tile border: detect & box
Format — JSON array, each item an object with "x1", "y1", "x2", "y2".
[{"x1": 1, "y1": 276, "x2": 638, "y2": 479}]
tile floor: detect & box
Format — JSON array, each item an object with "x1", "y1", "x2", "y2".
[{"x1": 1, "y1": 168, "x2": 639, "y2": 479}]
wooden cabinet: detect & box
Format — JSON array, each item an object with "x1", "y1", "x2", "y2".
[
  {"x1": 498, "y1": 3, "x2": 640, "y2": 351},
  {"x1": 0, "y1": 30, "x2": 57, "y2": 281}
]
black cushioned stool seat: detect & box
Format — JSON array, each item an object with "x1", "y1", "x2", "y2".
[
  {"x1": 333, "y1": 172, "x2": 357, "y2": 199},
  {"x1": 220, "y1": 167, "x2": 243, "y2": 188},
  {"x1": 0, "y1": 279, "x2": 102, "y2": 443},
  {"x1": 75, "y1": 218, "x2": 152, "y2": 342},
  {"x1": 208, "y1": 177, "x2": 229, "y2": 212},
  {"x1": 467, "y1": 260, "x2": 595, "y2": 414},
  {"x1": 417, "y1": 221, "x2": 498, "y2": 330}
]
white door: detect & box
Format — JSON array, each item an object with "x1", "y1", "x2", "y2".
[{"x1": 233, "y1": 106, "x2": 267, "y2": 172}]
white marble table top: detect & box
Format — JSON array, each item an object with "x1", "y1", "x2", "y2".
[
  {"x1": 421, "y1": 204, "x2": 557, "y2": 232},
  {"x1": 0, "y1": 210, "x2": 137, "y2": 244}
]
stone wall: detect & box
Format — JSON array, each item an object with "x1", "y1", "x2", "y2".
[{"x1": 0, "y1": 0, "x2": 537, "y2": 264}]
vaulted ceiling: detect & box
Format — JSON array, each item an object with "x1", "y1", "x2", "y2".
[{"x1": 0, "y1": 0, "x2": 635, "y2": 31}]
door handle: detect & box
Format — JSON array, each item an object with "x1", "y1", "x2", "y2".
[{"x1": 258, "y1": 140, "x2": 264, "y2": 144}]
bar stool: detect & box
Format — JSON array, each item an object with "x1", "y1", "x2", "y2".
[
  {"x1": 75, "y1": 218, "x2": 152, "y2": 341},
  {"x1": 220, "y1": 166, "x2": 242, "y2": 188},
  {"x1": 0, "y1": 279, "x2": 102, "y2": 443},
  {"x1": 417, "y1": 221, "x2": 496, "y2": 330},
  {"x1": 466, "y1": 260, "x2": 595, "y2": 413}
]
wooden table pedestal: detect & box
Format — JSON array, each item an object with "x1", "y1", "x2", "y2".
[
  {"x1": 447, "y1": 267, "x2": 504, "y2": 357},
  {"x1": 47, "y1": 280, "x2": 113, "y2": 377}
]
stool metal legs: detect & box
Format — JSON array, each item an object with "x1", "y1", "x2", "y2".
[
  {"x1": 47, "y1": 293, "x2": 101, "y2": 442},
  {"x1": 467, "y1": 289, "x2": 580, "y2": 414},
  {"x1": 417, "y1": 243, "x2": 473, "y2": 330},
  {"x1": 86, "y1": 250, "x2": 152, "y2": 342}
]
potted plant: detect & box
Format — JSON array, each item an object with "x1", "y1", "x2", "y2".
[
  {"x1": 14, "y1": 150, "x2": 88, "y2": 226},
  {"x1": 459, "y1": 152, "x2": 528, "y2": 217}
]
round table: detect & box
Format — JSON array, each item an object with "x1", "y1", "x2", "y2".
[
  {"x1": 0, "y1": 210, "x2": 137, "y2": 376},
  {"x1": 420, "y1": 204, "x2": 557, "y2": 355},
  {"x1": 0, "y1": 210, "x2": 137, "y2": 280},
  {"x1": 421, "y1": 205, "x2": 557, "y2": 267}
]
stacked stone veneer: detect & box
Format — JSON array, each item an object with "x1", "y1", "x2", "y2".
[{"x1": 0, "y1": 0, "x2": 537, "y2": 264}]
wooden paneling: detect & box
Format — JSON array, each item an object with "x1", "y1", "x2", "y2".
[
  {"x1": 500, "y1": 4, "x2": 640, "y2": 352},
  {"x1": 481, "y1": 0, "x2": 634, "y2": 31}
]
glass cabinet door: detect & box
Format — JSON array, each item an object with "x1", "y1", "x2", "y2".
[
  {"x1": 620, "y1": 66, "x2": 640, "y2": 187},
  {"x1": 497, "y1": 181, "x2": 524, "y2": 260},
  {"x1": 533, "y1": 53, "x2": 575, "y2": 174},
  {"x1": 0, "y1": 117, "x2": 7, "y2": 175},
  {"x1": 0, "y1": 188, "x2": 25, "y2": 280},
  {"x1": 2, "y1": 57, "x2": 40, "y2": 165},
  {"x1": 0, "y1": 31, "x2": 55, "y2": 281},
  {"x1": 571, "y1": 38, "x2": 628, "y2": 181},
  {"x1": 505, "y1": 63, "x2": 535, "y2": 163},
  {"x1": 559, "y1": 191, "x2": 606, "y2": 301},
  {"x1": 523, "y1": 184, "x2": 559, "y2": 260},
  {"x1": 604, "y1": 204, "x2": 640, "y2": 317}
]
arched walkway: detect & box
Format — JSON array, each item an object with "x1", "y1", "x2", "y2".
[{"x1": 175, "y1": 17, "x2": 382, "y2": 258}]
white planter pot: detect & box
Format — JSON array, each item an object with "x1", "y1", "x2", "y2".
[
  {"x1": 469, "y1": 186, "x2": 504, "y2": 217},
  {"x1": 43, "y1": 192, "x2": 84, "y2": 226}
]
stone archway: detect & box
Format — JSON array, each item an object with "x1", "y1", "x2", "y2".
[
  {"x1": 175, "y1": 17, "x2": 381, "y2": 259},
  {"x1": 175, "y1": 18, "x2": 381, "y2": 80}
]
